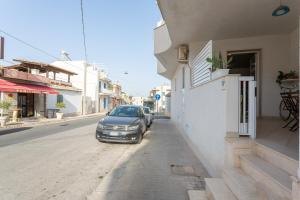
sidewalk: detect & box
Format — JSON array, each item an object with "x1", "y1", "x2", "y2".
[
  {"x1": 1, "y1": 112, "x2": 106, "y2": 129},
  {"x1": 87, "y1": 119, "x2": 209, "y2": 200}
]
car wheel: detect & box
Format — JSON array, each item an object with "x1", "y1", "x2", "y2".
[{"x1": 135, "y1": 133, "x2": 142, "y2": 144}]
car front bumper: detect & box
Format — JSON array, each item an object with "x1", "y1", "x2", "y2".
[{"x1": 96, "y1": 130, "x2": 139, "y2": 143}]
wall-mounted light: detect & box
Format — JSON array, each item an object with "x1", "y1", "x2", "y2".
[{"x1": 272, "y1": 0, "x2": 290, "y2": 16}]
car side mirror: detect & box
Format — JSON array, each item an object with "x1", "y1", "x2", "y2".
[{"x1": 106, "y1": 112, "x2": 110, "y2": 116}]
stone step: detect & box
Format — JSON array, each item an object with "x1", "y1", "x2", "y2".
[
  {"x1": 205, "y1": 178, "x2": 237, "y2": 200},
  {"x1": 223, "y1": 168, "x2": 260, "y2": 200},
  {"x1": 254, "y1": 142, "x2": 298, "y2": 176},
  {"x1": 187, "y1": 190, "x2": 208, "y2": 200},
  {"x1": 240, "y1": 154, "x2": 292, "y2": 200}
]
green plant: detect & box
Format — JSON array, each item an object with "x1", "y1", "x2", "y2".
[
  {"x1": 276, "y1": 70, "x2": 298, "y2": 85},
  {"x1": 0, "y1": 101, "x2": 12, "y2": 117},
  {"x1": 206, "y1": 52, "x2": 232, "y2": 71},
  {"x1": 55, "y1": 102, "x2": 66, "y2": 110}
]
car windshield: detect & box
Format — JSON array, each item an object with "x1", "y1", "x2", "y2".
[
  {"x1": 143, "y1": 107, "x2": 150, "y2": 114},
  {"x1": 109, "y1": 106, "x2": 139, "y2": 117}
]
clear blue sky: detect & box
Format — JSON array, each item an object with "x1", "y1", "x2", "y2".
[{"x1": 0, "y1": 0, "x2": 169, "y2": 97}]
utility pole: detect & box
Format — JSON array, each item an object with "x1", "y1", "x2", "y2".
[
  {"x1": 82, "y1": 61, "x2": 87, "y2": 115},
  {"x1": 80, "y1": 0, "x2": 88, "y2": 115}
]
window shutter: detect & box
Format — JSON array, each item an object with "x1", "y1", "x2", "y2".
[{"x1": 191, "y1": 40, "x2": 212, "y2": 87}]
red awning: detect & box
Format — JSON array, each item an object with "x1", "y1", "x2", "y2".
[{"x1": 0, "y1": 79, "x2": 59, "y2": 94}]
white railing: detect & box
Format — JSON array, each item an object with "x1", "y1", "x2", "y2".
[{"x1": 238, "y1": 76, "x2": 256, "y2": 138}]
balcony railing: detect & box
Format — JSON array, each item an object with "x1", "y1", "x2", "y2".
[
  {"x1": 50, "y1": 79, "x2": 72, "y2": 87},
  {"x1": 3, "y1": 69, "x2": 50, "y2": 84}
]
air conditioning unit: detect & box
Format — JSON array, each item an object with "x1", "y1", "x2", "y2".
[{"x1": 177, "y1": 45, "x2": 189, "y2": 64}]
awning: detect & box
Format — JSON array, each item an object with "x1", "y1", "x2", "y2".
[{"x1": 0, "y1": 79, "x2": 59, "y2": 94}]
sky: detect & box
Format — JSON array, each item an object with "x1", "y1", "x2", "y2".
[{"x1": 0, "y1": 0, "x2": 169, "y2": 97}]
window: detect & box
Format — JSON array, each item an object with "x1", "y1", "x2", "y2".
[
  {"x1": 57, "y1": 95, "x2": 63, "y2": 103},
  {"x1": 99, "y1": 81, "x2": 102, "y2": 92},
  {"x1": 103, "y1": 97, "x2": 107, "y2": 109},
  {"x1": 104, "y1": 83, "x2": 107, "y2": 89},
  {"x1": 182, "y1": 67, "x2": 185, "y2": 89}
]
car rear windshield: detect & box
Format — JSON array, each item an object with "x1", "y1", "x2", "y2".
[
  {"x1": 109, "y1": 106, "x2": 139, "y2": 117},
  {"x1": 143, "y1": 107, "x2": 150, "y2": 114}
]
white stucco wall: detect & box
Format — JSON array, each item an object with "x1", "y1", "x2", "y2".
[
  {"x1": 171, "y1": 64, "x2": 228, "y2": 177},
  {"x1": 213, "y1": 31, "x2": 298, "y2": 117},
  {"x1": 47, "y1": 90, "x2": 81, "y2": 116},
  {"x1": 51, "y1": 61, "x2": 100, "y2": 114}
]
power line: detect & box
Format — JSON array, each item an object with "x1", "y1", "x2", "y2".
[
  {"x1": 80, "y1": 0, "x2": 88, "y2": 62},
  {"x1": 0, "y1": 28, "x2": 98, "y2": 74},
  {"x1": 0, "y1": 29, "x2": 58, "y2": 60},
  {"x1": 0, "y1": 59, "x2": 16, "y2": 65}
]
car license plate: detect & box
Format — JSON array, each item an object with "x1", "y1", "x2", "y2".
[{"x1": 109, "y1": 132, "x2": 122, "y2": 136}]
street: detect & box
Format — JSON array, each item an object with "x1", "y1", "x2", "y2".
[
  {"x1": 0, "y1": 117, "x2": 208, "y2": 200},
  {"x1": 0, "y1": 116, "x2": 132, "y2": 200}
]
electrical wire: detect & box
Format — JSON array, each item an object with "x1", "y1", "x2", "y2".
[
  {"x1": 0, "y1": 28, "x2": 98, "y2": 75},
  {"x1": 80, "y1": 0, "x2": 88, "y2": 62},
  {"x1": 0, "y1": 29, "x2": 58, "y2": 60}
]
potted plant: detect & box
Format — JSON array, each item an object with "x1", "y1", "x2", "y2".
[
  {"x1": 0, "y1": 100, "x2": 12, "y2": 127},
  {"x1": 55, "y1": 102, "x2": 66, "y2": 120},
  {"x1": 276, "y1": 70, "x2": 298, "y2": 85},
  {"x1": 206, "y1": 52, "x2": 232, "y2": 79}
]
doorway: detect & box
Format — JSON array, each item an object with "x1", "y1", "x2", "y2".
[
  {"x1": 227, "y1": 50, "x2": 261, "y2": 117},
  {"x1": 18, "y1": 93, "x2": 35, "y2": 117}
]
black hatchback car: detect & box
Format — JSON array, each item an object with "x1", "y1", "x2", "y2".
[{"x1": 96, "y1": 105, "x2": 147, "y2": 144}]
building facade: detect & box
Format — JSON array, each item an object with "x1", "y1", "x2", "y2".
[
  {"x1": 0, "y1": 59, "x2": 77, "y2": 119},
  {"x1": 98, "y1": 70, "x2": 113, "y2": 113},
  {"x1": 51, "y1": 60, "x2": 101, "y2": 114},
  {"x1": 154, "y1": 1, "x2": 300, "y2": 199}
]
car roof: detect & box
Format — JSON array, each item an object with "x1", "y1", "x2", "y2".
[{"x1": 118, "y1": 105, "x2": 141, "y2": 108}]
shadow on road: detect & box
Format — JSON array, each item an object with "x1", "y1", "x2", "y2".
[
  {"x1": 0, "y1": 127, "x2": 33, "y2": 136},
  {"x1": 90, "y1": 119, "x2": 209, "y2": 200}
]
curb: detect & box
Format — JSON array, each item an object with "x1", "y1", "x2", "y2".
[{"x1": 0, "y1": 113, "x2": 106, "y2": 130}]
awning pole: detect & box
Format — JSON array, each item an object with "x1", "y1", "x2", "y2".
[{"x1": 0, "y1": 92, "x2": 4, "y2": 117}]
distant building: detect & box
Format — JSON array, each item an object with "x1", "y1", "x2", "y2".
[
  {"x1": 111, "y1": 82, "x2": 122, "y2": 108},
  {"x1": 132, "y1": 96, "x2": 144, "y2": 106},
  {"x1": 150, "y1": 85, "x2": 171, "y2": 114},
  {"x1": 98, "y1": 70, "x2": 113, "y2": 113}
]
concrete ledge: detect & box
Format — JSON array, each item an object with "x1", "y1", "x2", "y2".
[{"x1": 187, "y1": 190, "x2": 207, "y2": 200}]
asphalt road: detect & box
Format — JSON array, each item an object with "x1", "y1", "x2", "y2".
[
  {"x1": 0, "y1": 116, "x2": 103, "y2": 147},
  {"x1": 0, "y1": 115, "x2": 131, "y2": 200}
]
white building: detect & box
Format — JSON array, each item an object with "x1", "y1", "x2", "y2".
[
  {"x1": 98, "y1": 70, "x2": 113, "y2": 113},
  {"x1": 150, "y1": 85, "x2": 171, "y2": 114},
  {"x1": 51, "y1": 61, "x2": 101, "y2": 114},
  {"x1": 154, "y1": 1, "x2": 300, "y2": 199},
  {"x1": 132, "y1": 96, "x2": 144, "y2": 106}
]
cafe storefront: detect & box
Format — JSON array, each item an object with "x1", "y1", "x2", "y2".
[{"x1": 0, "y1": 79, "x2": 58, "y2": 118}]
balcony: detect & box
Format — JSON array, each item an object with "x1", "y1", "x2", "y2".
[
  {"x1": 2, "y1": 68, "x2": 50, "y2": 84},
  {"x1": 99, "y1": 88, "x2": 114, "y2": 96}
]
